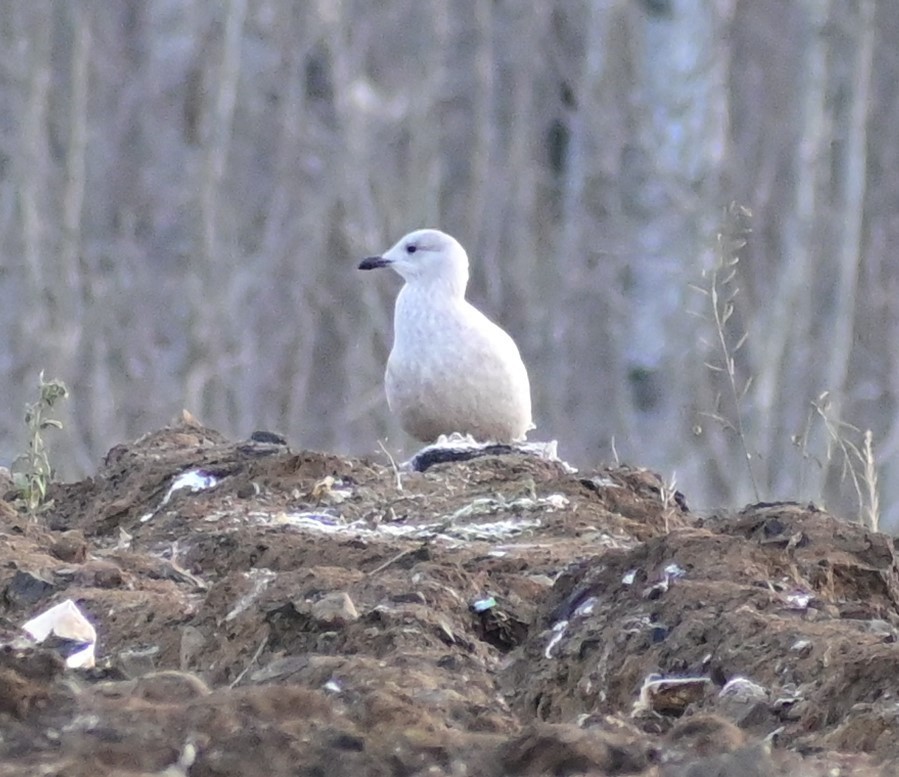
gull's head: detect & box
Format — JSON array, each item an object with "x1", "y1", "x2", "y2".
[{"x1": 359, "y1": 229, "x2": 469, "y2": 296}]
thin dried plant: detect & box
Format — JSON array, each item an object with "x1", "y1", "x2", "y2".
[
  {"x1": 807, "y1": 392, "x2": 879, "y2": 530},
  {"x1": 691, "y1": 203, "x2": 759, "y2": 501},
  {"x1": 659, "y1": 471, "x2": 679, "y2": 534},
  {"x1": 791, "y1": 403, "x2": 821, "y2": 501},
  {"x1": 862, "y1": 430, "x2": 879, "y2": 532},
  {"x1": 377, "y1": 439, "x2": 404, "y2": 492}
]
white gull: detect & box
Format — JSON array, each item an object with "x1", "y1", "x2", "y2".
[{"x1": 359, "y1": 229, "x2": 533, "y2": 443}]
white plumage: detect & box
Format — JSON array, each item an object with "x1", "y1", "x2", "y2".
[{"x1": 359, "y1": 229, "x2": 533, "y2": 443}]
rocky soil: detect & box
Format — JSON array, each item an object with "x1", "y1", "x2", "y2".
[{"x1": 2, "y1": 419, "x2": 899, "y2": 775}]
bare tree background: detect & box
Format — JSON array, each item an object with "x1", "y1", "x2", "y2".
[{"x1": 1, "y1": 0, "x2": 897, "y2": 525}]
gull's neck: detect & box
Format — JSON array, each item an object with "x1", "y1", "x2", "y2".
[{"x1": 402, "y1": 272, "x2": 468, "y2": 303}]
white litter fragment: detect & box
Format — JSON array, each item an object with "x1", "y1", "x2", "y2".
[
  {"x1": 22, "y1": 599, "x2": 97, "y2": 669},
  {"x1": 434, "y1": 517, "x2": 542, "y2": 542},
  {"x1": 142, "y1": 469, "x2": 221, "y2": 522},
  {"x1": 622, "y1": 569, "x2": 637, "y2": 585},
  {"x1": 643, "y1": 561, "x2": 687, "y2": 598},
  {"x1": 163, "y1": 469, "x2": 218, "y2": 504},
  {"x1": 783, "y1": 590, "x2": 812, "y2": 609},
  {"x1": 274, "y1": 512, "x2": 342, "y2": 530},
  {"x1": 471, "y1": 596, "x2": 497, "y2": 613},
  {"x1": 583, "y1": 475, "x2": 620, "y2": 490},
  {"x1": 323, "y1": 679, "x2": 342, "y2": 693},
  {"x1": 573, "y1": 597, "x2": 597, "y2": 618},
  {"x1": 225, "y1": 568, "x2": 277, "y2": 622},
  {"x1": 272, "y1": 511, "x2": 541, "y2": 543},
  {"x1": 544, "y1": 620, "x2": 568, "y2": 659},
  {"x1": 663, "y1": 563, "x2": 686, "y2": 580},
  {"x1": 447, "y1": 493, "x2": 567, "y2": 522}
]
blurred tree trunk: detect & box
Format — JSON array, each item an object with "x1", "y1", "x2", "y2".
[
  {"x1": 15, "y1": 3, "x2": 54, "y2": 353},
  {"x1": 621, "y1": 0, "x2": 731, "y2": 486},
  {"x1": 62, "y1": 2, "x2": 94, "y2": 470},
  {"x1": 822, "y1": 0, "x2": 874, "y2": 415},
  {"x1": 184, "y1": 0, "x2": 247, "y2": 425},
  {"x1": 749, "y1": 0, "x2": 830, "y2": 498}
]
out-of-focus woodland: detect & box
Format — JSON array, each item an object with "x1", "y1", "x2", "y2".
[{"x1": 1, "y1": 0, "x2": 896, "y2": 525}]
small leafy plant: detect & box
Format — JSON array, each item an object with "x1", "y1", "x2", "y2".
[{"x1": 12, "y1": 371, "x2": 68, "y2": 515}]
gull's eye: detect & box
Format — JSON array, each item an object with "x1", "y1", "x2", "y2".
[{"x1": 406, "y1": 244, "x2": 417, "y2": 254}]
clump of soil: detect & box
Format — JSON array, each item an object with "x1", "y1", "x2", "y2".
[{"x1": 0, "y1": 419, "x2": 896, "y2": 775}]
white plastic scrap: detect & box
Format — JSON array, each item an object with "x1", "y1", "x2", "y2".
[
  {"x1": 447, "y1": 494, "x2": 567, "y2": 522},
  {"x1": 642, "y1": 562, "x2": 687, "y2": 598},
  {"x1": 783, "y1": 590, "x2": 812, "y2": 609},
  {"x1": 471, "y1": 596, "x2": 497, "y2": 613},
  {"x1": 163, "y1": 469, "x2": 219, "y2": 504},
  {"x1": 142, "y1": 469, "x2": 220, "y2": 522},
  {"x1": 275, "y1": 512, "x2": 342, "y2": 530},
  {"x1": 22, "y1": 599, "x2": 97, "y2": 669},
  {"x1": 274, "y1": 511, "x2": 542, "y2": 543},
  {"x1": 663, "y1": 563, "x2": 686, "y2": 580},
  {"x1": 225, "y1": 568, "x2": 277, "y2": 622},
  {"x1": 573, "y1": 596, "x2": 597, "y2": 618},
  {"x1": 435, "y1": 517, "x2": 542, "y2": 542},
  {"x1": 622, "y1": 569, "x2": 637, "y2": 586},
  {"x1": 544, "y1": 620, "x2": 569, "y2": 659}
]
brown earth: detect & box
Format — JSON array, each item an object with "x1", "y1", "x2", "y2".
[{"x1": 1, "y1": 419, "x2": 898, "y2": 775}]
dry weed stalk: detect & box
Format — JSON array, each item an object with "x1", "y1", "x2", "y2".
[
  {"x1": 659, "y1": 471, "x2": 679, "y2": 534},
  {"x1": 377, "y1": 439, "x2": 404, "y2": 492},
  {"x1": 862, "y1": 430, "x2": 879, "y2": 531},
  {"x1": 692, "y1": 203, "x2": 759, "y2": 501},
  {"x1": 805, "y1": 392, "x2": 879, "y2": 530}
]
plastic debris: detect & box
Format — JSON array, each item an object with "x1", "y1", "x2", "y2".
[
  {"x1": 163, "y1": 469, "x2": 218, "y2": 503},
  {"x1": 572, "y1": 596, "x2": 597, "y2": 617},
  {"x1": 273, "y1": 510, "x2": 541, "y2": 543},
  {"x1": 544, "y1": 620, "x2": 568, "y2": 659},
  {"x1": 642, "y1": 561, "x2": 687, "y2": 599},
  {"x1": 663, "y1": 563, "x2": 686, "y2": 579},
  {"x1": 471, "y1": 596, "x2": 497, "y2": 613},
  {"x1": 225, "y1": 568, "x2": 277, "y2": 622},
  {"x1": 22, "y1": 599, "x2": 97, "y2": 669},
  {"x1": 141, "y1": 469, "x2": 221, "y2": 522},
  {"x1": 783, "y1": 590, "x2": 812, "y2": 609},
  {"x1": 447, "y1": 494, "x2": 567, "y2": 522}
]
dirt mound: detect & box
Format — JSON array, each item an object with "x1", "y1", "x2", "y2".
[{"x1": 0, "y1": 421, "x2": 896, "y2": 775}]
